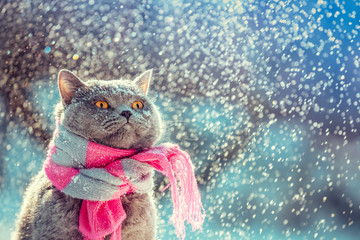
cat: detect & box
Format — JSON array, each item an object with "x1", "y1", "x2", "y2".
[{"x1": 13, "y1": 69, "x2": 163, "y2": 240}]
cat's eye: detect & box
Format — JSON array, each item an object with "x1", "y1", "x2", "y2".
[
  {"x1": 132, "y1": 101, "x2": 144, "y2": 109},
  {"x1": 95, "y1": 101, "x2": 109, "y2": 109}
]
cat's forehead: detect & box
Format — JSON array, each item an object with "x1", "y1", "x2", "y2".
[
  {"x1": 73, "y1": 79, "x2": 146, "y2": 102},
  {"x1": 87, "y1": 79, "x2": 142, "y2": 95}
]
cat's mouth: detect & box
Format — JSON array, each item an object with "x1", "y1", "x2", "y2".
[
  {"x1": 107, "y1": 123, "x2": 134, "y2": 138},
  {"x1": 121, "y1": 122, "x2": 133, "y2": 130},
  {"x1": 104, "y1": 120, "x2": 131, "y2": 132}
]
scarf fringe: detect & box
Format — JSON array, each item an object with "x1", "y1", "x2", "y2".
[
  {"x1": 164, "y1": 145, "x2": 205, "y2": 240},
  {"x1": 134, "y1": 144, "x2": 205, "y2": 240}
]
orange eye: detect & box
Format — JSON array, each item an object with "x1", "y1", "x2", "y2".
[
  {"x1": 132, "y1": 101, "x2": 144, "y2": 109},
  {"x1": 95, "y1": 101, "x2": 109, "y2": 109}
]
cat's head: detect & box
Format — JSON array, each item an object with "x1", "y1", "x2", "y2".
[{"x1": 55, "y1": 69, "x2": 163, "y2": 149}]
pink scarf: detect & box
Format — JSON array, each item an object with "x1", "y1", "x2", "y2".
[{"x1": 44, "y1": 124, "x2": 205, "y2": 240}]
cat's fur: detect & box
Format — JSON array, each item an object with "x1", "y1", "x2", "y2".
[{"x1": 13, "y1": 69, "x2": 163, "y2": 240}]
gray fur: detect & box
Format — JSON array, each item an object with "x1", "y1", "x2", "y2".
[{"x1": 13, "y1": 70, "x2": 162, "y2": 240}]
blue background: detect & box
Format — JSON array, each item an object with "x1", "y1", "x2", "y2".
[{"x1": 1, "y1": 0, "x2": 360, "y2": 239}]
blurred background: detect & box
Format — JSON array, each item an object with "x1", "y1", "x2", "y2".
[{"x1": 1, "y1": 0, "x2": 360, "y2": 239}]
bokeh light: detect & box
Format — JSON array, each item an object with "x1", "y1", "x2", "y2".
[{"x1": 0, "y1": 0, "x2": 360, "y2": 239}]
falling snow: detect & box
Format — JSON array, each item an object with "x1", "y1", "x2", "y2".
[{"x1": 0, "y1": 0, "x2": 360, "y2": 239}]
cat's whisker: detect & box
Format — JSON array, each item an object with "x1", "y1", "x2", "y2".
[
  {"x1": 162, "y1": 121, "x2": 193, "y2": 127},
  {"x1": 163, "y1": 120, "x2": 189, "y2": 123},
  {"x1": 103, "y1": 120, "x2": 123, "y2": 130},
  {"x1": 102, "y1": 118, "x2": 120, "y2": 126}
]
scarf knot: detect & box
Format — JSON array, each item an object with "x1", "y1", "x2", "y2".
[{"x1": 44, "y1": 124, "x2": 205, "y2": 240}]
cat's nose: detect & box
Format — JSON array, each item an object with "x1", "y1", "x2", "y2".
[{"x1": 120, "y1": 110, "x2": 132, "y2": 120}]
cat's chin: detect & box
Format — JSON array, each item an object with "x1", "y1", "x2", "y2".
[
  {"x1": 121, "y1": 123, "x2": 132, "y2": 131},
  {"x1": 101, "y1": 127, "x2": 139, "y2": 149}
]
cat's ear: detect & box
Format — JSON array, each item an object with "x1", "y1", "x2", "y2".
[
  {"x1": 58, "y1": 69, "x2": 85, "y2": 105},
  {"x1": 134, "y1": 70, "x2": 152, "y2": 95}
]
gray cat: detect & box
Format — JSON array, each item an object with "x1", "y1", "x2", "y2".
[{"x1": 13, "y1": 69, "x2": 163, "y2": 240}]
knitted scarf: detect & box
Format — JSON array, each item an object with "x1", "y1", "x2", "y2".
[{"x1": 44, "y1": 124, "x2": 205, "y2": 240}]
